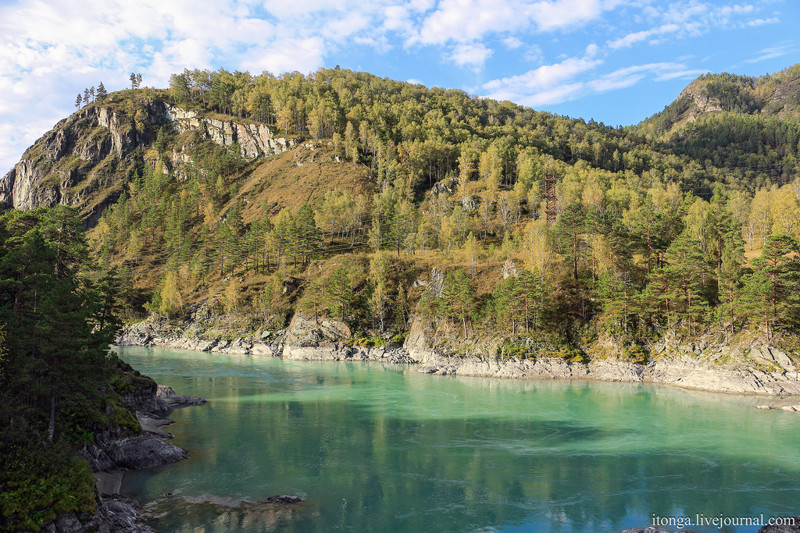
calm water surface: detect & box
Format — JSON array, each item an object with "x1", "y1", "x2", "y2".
[{"x1": 117, "y1": 346, "x2": 800, "y2": 533}]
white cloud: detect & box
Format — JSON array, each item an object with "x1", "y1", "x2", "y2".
[
  {"x1": 240, "y1": 38, "x2": 327, "y2": 74},
  {"x1": 530, "y1": 0, "x2": 604, "y2": 31},
  {"x1": 523, "y1": 44, "x2": 544, "y2": 63},
  {"x1": 608, "y1": 23, "x2": 680, "y2": 49},
  {"x1": 503, "y1": 37, "x2": 524, "y2": 50},
  {"x1": 745, "y1": 43, "x2": 795, "y2": 64},
  {"x1": 482, "y1": 55, "x2": 602, "y2": 104},
  {"x1": 412, "y1": 0, "x2": 534, "y2": 45},
  {"x1": 745, "y1": 17, "x2": 779, "y2": 27},
  {"x1": 589, "y1": 62, "x2": 701, "y2": 91},
  {"x1": 654, "y1": 68, "x2": 706, "y2": 81},
  {"x1": 0, "y1": 0, "x2": 795, "y2": 172},
  {"x1": 409, "y1": 0, "x2": 619, "y2": 46},
  {"x1": 484, "y1": 56, "x2": 602, "y2": 93},
  {"x1": 448, "y1": 43, "x2": 493, "y2": 71},
  {"x1": 525, "y1": 82, "x2": 585, "y2": 106},
  {"x1": 482, "y1": 59, "x2": 710, "y2": 109},
  {"x1": 0, "y1": 0, "x2": 399, "y2": 171}
]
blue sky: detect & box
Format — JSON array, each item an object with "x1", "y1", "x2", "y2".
[{"x1": 0, "y1": 0, "x2": 798, "y2": 173}]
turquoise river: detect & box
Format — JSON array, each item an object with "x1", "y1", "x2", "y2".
[{"x1": 117, "y1": 346, "x2": 800, "y2": 533}]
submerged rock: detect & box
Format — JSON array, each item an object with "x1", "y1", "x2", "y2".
[
  {"x1": 258, "y1": 495, "x2": 304, "y2": 504},
  {"x1": 140, "y1": 494, "x2": 308, "y2": 532},
  {"x1": 157, "y1": 384, "x2": 207, "y2": 408}
]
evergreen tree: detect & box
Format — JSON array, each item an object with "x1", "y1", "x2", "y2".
[
  {"x1": 439, "y1": 269, "x2": 476, "y2": 337},
  {"x1": 75, "y1": 93, "x2": 82, "y2": 108},
  {"x1": 556, "y1": 202, "x2": 587, "y2": 281},
  {"x1": 95, "y1": 82, "x2": 108, "y2": 102},
  {"x1": 326, "y1": 266, "x2": 353, "y2": 321},
  {"x1": 295, "y1": 204, "x2": 321, "y2": 264},
  {"x1": 740, "y1": 234, "x2": 800, "y2": 338}
]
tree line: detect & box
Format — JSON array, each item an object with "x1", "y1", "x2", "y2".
[
  {"x1": 84, "y1": 66, "x2": 800, "y2": 350},
  {"x1": 0, "y1": 206, "x2": 126, "y2": 530}
]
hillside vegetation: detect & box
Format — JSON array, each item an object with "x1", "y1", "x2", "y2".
[{"x1": 4, "y1": 65, "x2": 800, "y2": 359}]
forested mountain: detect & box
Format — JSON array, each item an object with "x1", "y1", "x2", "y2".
[
  {"x1": 4, "y1": 63, "x2": 800, "y2": 532},
  {"x1": 635, "y1": 64, "x2": 800, "y2": 191},
  {"x1": 2, "y1": 64, "x2": 800, "y2": 358}
]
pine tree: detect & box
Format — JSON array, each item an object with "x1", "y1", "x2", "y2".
[
  {"x1": 295, "y1": 204, "x2": 321, "y2": 264},
  {"x1": 556, "y1": 202, "x2": 587, "y2": 281},
  {"x1": 661, "y1": 230, "x2": 711, "y2": 334},
  {"x1": 326, "y1": 266, "x2": 353, "y2": 321},
  {"x1": 714, "y1": 204, "x2": 746, "y2": 336},
  {"x1": 740, "y1": 234, "x2": 800, "y2": 338},
  {"x1": 440, "y1": 269, "x2": 476, "y2": 337},
  {"x1": 95, "y1": 82, "x2": 108, "y2": 102},
  {"x1": 75, "y1": 94, "x2": 82, "y2": 108},
  {"x1": 130, "y1": 72, "x2": 143, "y2": 90}
]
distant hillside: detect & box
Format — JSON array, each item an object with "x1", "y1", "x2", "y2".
[
  {"x1": 638, "y1": 63, "x2": 800, "y2": 135},
  {"x1": 631, "y1": 64, "x2": 800, "y2": 189}
]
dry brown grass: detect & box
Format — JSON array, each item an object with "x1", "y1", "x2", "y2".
[{"x1": 235, "y1": 142, "x2": 374, "y2": 224}]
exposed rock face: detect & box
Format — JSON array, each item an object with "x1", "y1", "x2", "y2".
[
  {"x1": 81, "y1": 430, "x2": 189, "y2": 472},
  {"x1": 42, "y1": 494, "x2": 155, "y2": 533},
  {"x1": 404, "y1": 314, "x2": 800, "y2": 396},
  {"x1": 164, "y1": 104, "x2": 293, "y2": 160},
  {"x1": 118, "y1": 312, "x2": 416, "y2": 364},
  {"x1": 0, "y1": 100, "x2": 293, "y2": 214},
  {"x1": 41, "y1": 494, "x2": 155, "y2": 533},
  {"x1": 275, "y1": 312, "x2": 414, "y2": 363},
  {"x1": 97, "y1": 107, "x2": 137, "y2": 157},
  {"x1": 117, "y1": 312, "x2": 282, "y2": 356},
  {"x1": 678, "y1": 81, "x2": 724, "y2": 122},
  {"x1": 157, "y1": 384, "x2": 207, "y2": 408},
  {"x1": 43, "y1": 367, "x2": 205, "y2": 533},
  {"x1": 501, "y1": 259, "x2": 519, "y2": 279},
  {"x1": 120, "y1": 307, "x2": 800, "y2": 396}
]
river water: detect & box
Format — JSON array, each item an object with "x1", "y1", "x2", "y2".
[{"x1": 117, "y1": 346, "x2": 800, "y2": 532}]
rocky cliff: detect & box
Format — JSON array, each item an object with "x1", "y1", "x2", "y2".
[
  {"x1": 39, "y1": 364, "x2": 206, "y2": 533},
  {"x1": 116, "y1": 305, "x2": 800, "y2": 398},
  {"x1": 0, "y1": 97, "x2": 293, "y2": 220}
]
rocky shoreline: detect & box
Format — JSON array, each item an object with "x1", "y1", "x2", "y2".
[
  {"x1": 43, "y1": 373, "x2": 206, "y2": 533},
  {"x1": 116, "y1": 312, "x2": 800, "y2": 399}
]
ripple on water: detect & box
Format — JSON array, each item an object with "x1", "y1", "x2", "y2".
[{"x1": 118, "y1": 346, "x2": 800, "y2": 533}]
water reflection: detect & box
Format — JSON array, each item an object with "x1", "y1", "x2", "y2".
[{"x1": 118, "y1": 347, "x2": 800, "y2": 533}]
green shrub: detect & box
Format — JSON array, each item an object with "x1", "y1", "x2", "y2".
[
  {"x1": 498, "y1": 340, "x2": 534, "y2": 360},
  {"x1": 623, "y1": 345, "x2": 650, "y2": 365},
  {"x1": 0, "y1": 441, "x2": 97, "y2": 531},
  {"x1": 562, "y1": 348, "x2": 589, "y2": 364}
]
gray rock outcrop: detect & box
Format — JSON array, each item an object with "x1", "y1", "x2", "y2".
[
  {"x1": 0, "y1": 101, "x2": 292, "y2": 214},
  {"x1": 41, "y1": 494, "x2": 154, "y2": 533},
  {"x1": 165, "y1": 104, "x2": 292, "y2": 160}
]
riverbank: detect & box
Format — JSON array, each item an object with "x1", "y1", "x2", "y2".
[
  {"x1": 117, "y1": 312, "x2": 800, "y2": 399},
  {"x1": 43, "y1": 370, "x2": 206, "y2": 533}
]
